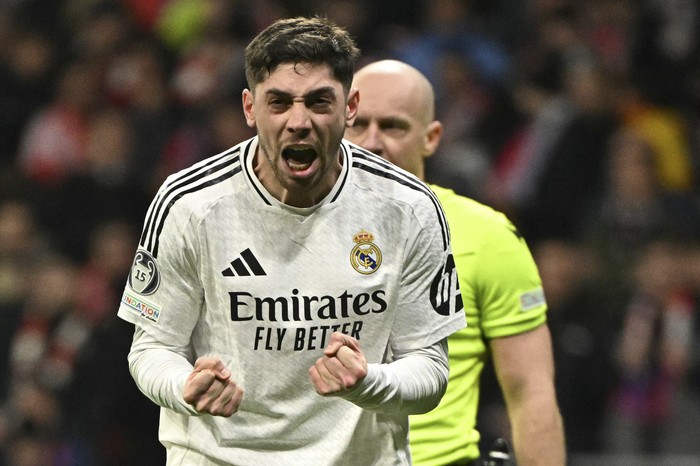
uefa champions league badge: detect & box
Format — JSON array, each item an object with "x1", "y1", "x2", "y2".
[
  {"x1": 128, "y1": 249, "x2": 161, "y2": 295},
  {"x1": 350, "y1": 229, "x2": 382, "y2": 274}
]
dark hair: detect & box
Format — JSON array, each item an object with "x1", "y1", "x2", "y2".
[{"x1": 244, "y1": 16, "x2": 360, "y2": 94}]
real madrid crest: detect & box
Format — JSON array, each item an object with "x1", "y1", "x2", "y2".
[{"x1": 350, "y1": 229, "x2": 382, "y2": 274}]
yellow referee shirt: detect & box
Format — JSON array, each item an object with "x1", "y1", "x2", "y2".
[{"x1": 409, "y1": 185, "x2": 548, "y2": 466}]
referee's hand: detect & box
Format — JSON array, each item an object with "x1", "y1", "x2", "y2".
[
  {"x1": 184, "y1": 356, "x2": 244, "y2": 417},
  {"x1": 308, "y1": 332, "x2": 368, "y2": 396}
]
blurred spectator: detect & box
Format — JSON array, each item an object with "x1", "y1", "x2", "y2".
[
  {"x1": 16, "y1": 59, "x2": 103, "y2": 187},
  {"x1": 0, "y1": 0, "x2": 699, "y2": 463},
  {"x1": 486, "y1": 6, "x2": 620, "y2": 243},
  {"x1": 67, "y1": 2, "x2": 135, "y2": 63},
  {"x1": 0, "y1": 24, "x2": 58, "y2": 169},
  {"x1": 62, "y1": 220, "x2": 164, "y2": 465},
  {"x1": 605, "y1": 240, "x2": 697, "y2": 454},
  {"x1": 579, "y1": 123, "x2": 700, "y2": 455},
  {"x1": 0, "y1": 254, "x2": 80, "y2": 465},
  {"x1": 309, "y1": 0, "x2": 378, "y2": 53},
  {"x1": 30, "y1": 106, "x2": 151, "y2": 262},
  {"x1": 424, "y1": 52, "x2": 497, "y2": 200},
  {"x1": 383, "y1": 0, "x2": 535, "y2": 201},
  {"x1": 0, "y1": 199, "x2": 47, "y2": 405},
  {"x1": 681, "y1": 244, "x2": 700, "y2": 395},
  {"x1": 103, "y1": 36, "x2": 179, "y2": 192},
  {"x1": 517, "y1": 57, "x2": 618, "y2": 243},
  {"x1": 615, "y1": 81, "x2": 696, "y2": 193},
  {"x1": 579, "y1": 127, "x2": 700, "y2": 294},
  {"x1": 577, "y1": 0, "x2": 636, "y2": 81},
  {"x1": 156, "y1": 98, "x2": 255, "y2": 185},
  {"x1": 64, "y1": 317, "x2": 165, "y2": 466},
  {"x1": 73, "y1": 220, "x2": 139, "y2": 327},
  {"x1": 389, "y1": 0, "x2": 512, "y2": 89},
  {"x1": 169, "y1": 34, "x2": 244, "y2": 109},
  {"x1": 535, "y1": 239, "x2": 619, "y2": 454},
  {"x1": 484, "y1": 50, "x2": 577, "y2": 225},
  {"x1": 630, "y1": 0, "x2": 700, "y2": 111},
  {"x1": 121, "y1": 0, "x2": 168, "y2": 33}
]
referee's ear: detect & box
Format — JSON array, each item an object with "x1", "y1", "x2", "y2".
[
  {"x1": 423, "y1": 120, "x2": 443, "y2": 159},
  {"x1": 242, "y1": 89, "x2": 256, "y2": 128}
]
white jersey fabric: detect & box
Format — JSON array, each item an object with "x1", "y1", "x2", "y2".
[{"x1": 118, "y1": 137, "x2": 465, "y2": 465}]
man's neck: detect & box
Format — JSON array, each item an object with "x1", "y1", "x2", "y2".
[{"x1": 253, "y1": 146, "x2": 344, "y2": 208}]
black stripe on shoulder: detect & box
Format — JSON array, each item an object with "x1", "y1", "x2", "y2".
[
  {"x1": 140, "y1": 147, "x2": 241, "y2": 256},
  {"x1": 151, "y1": 166, "x2": 241, "y2": 257},
  {"x1": 351, "y1": 148, "x2": 444, "y2": 208},
  {"x1": 351, "y1": 150, "x2": 450, "y2": 250},
  {"x1": 241, "y1": 139, "x2": 272, "y2": 205},
  {"x1": 141, "y1": 149, "x2": 240, "y2": 250},
  {"x1": 330, "y1": 144, "x2": 351, "y2": 203}
]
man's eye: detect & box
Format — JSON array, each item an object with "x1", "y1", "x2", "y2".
[
  {"x1": 386, "y1": 129, "x2": 407, "y2": 137},
  {"x1": 346, "y1": 122, "x2": 366, "y2": 136},
  {"x1": 310, "y1": 98, "x2": 332, "y2": 109},
  {"x1": 382, "y1": 124, "x2": 408, "y2": 137},
  {"x1": 269, "y1": 99, "x2": 288, "y2": 109}
]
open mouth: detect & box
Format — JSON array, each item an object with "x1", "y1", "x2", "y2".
[{"x1": 283, "y1": 146, "x2": 317, "y2": 172}]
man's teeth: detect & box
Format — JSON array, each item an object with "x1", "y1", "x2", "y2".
[{"x1": 287, "y1": 159, "x2": 311, "y2": 170}]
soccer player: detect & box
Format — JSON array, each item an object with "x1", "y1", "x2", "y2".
[
  {"x1": 117, "y1": 18, "x2": 465, "y2": 465},
  {"x1": 347, "y1": 59, "x2": 566, "y2": 466}
]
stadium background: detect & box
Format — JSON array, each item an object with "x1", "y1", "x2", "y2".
[{"x1": 1, "y1": 0, "x2": 699, "y2": 465}]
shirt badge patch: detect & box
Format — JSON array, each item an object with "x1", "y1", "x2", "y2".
[
  {"x1": 128, "y1": 249, "x2": 160, "y2": 295},
  {"x1": 520, "y1": 287, "x2": 546, "y2": 311},
  {"x1": 350, "y1": 230, "x2": 382, "y2": 274},
  {"x1": 122, "y1": 291, "x2": 162, "y2": 323}
]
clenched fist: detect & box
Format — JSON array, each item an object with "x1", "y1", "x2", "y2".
[
  {"x1": 309, "y1": 332, "x2": 368, "y2": 395},
  {"x1": 184, "y1": 357, "x2": 244, "y2": 417}
]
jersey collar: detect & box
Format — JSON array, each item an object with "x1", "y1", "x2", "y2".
[{"x1": 242, "y1": 136, "x2": 351, "y2": 211}]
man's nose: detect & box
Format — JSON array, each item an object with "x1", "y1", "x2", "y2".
[
  {"x1": 362, "y1": 123, "x2": 384, "y2": 155},
  {"x1": 287, "y1": 103, "x2": 312, "y2": 133}
]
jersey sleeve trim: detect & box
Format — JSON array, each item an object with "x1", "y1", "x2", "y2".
[
  {"x1": 348, "y1": 144, "x2": 450, "y2": 250},
  {"x1": 139, "y1": 146, "x2": 243, "y2": 258}
]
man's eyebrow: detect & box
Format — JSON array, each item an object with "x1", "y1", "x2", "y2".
[
  {"x1": 304, "y1": 87, "x2": 337, "y2": 99},
  {"x1": 264, "y1": 88, "x2": 292, "y2": 98},
  {"x1": 264, "y1": 87, "x2": 338, "y2": 99},
  {"x1": 378, "y1": 116, "x2": 410, "y2": 129}
]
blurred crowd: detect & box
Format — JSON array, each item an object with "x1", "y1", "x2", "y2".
[{"x1": 0, "y1": 0, "x2": 699, "y2": 465}]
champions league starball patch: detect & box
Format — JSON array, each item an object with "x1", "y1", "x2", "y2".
[
  {"x1": 350, "y1": 230, "x2": 382, "y2": 274},
  {"x1": 128, "y1": 249, "x2": 161, "y2": 295}
]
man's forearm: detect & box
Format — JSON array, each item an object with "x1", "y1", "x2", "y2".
[
  {"x1": 491, "y1": 326, "x2": 566, "y2": 465},
  {"x1": 127, "y1": 327, "x2": 198, "y2": 415},
  {"x1": 340, "y1": 339, "x2": 449, "y2": 415},
  {"x1": 510, "y1": 390, "x2": 566, "y2": 465}
]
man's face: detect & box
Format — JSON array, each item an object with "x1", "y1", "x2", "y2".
[
  {"x1": 243, "y1": 62, "x2": 358, "y2": 206},
  {"x1": 345, "y1": 71, "x2": 430, "y2": 178}
]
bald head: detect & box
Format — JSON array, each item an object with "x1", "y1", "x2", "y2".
[
  {"x1": 346, "y1": 60, "x2": 443, "y2": 180},
  {"x1": 353, "y1": 60, "x2": 436, "y2": 123}
]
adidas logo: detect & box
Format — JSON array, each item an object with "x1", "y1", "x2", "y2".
[{"x1": 221, "y1": 248, "x2": 267, "y2": 277}]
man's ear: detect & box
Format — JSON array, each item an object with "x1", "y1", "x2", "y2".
[
  {"x1": 242, "y1": 89, "x2": 256, "y2": 128},
  {"x1": 423, "y1": 120, "x2": 443, "y2": 159},
  {"x1": 345, "y1": 88, "x2": 359, "y2": 127}
]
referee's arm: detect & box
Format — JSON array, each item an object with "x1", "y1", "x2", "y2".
[{"x1": 490, "y1": 324, "x2": 566, "y2": 466}]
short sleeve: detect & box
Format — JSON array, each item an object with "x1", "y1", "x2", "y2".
[{"x1": 474, "y1": 217, "x2": 547, "y2": 339}]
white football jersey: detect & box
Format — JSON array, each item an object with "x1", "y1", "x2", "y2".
[{"x1": 118, "y1": 137, "x2": 465, "y2": 465}]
